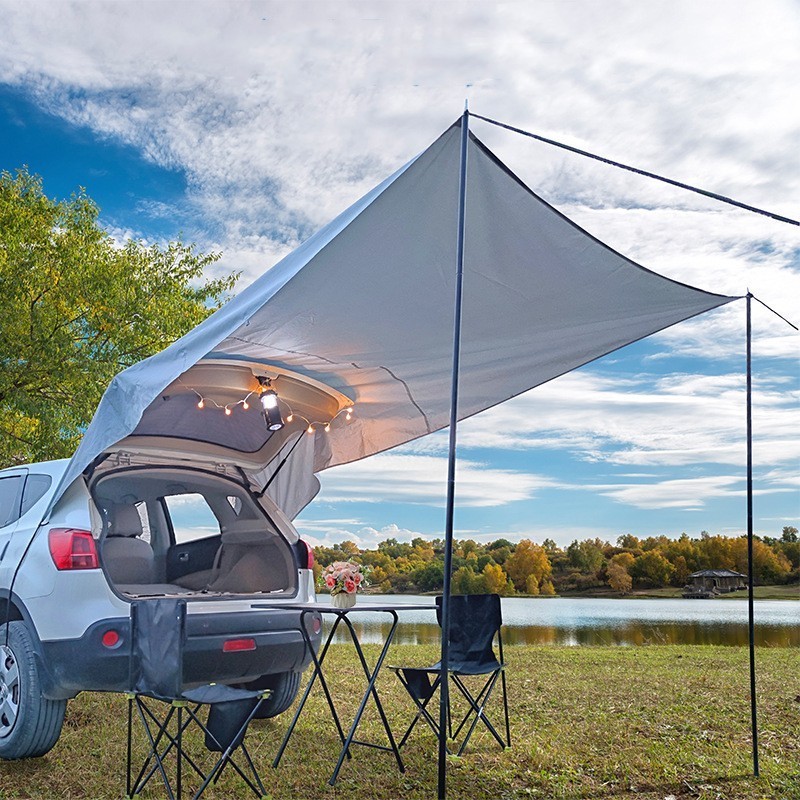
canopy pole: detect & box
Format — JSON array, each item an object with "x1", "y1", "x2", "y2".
[
  {"x1": 438, "y1": 104, "x2": 470, "y2": 800},
  {"x1": 746, "y1": 292, "x2": 759, "y2": 777}
]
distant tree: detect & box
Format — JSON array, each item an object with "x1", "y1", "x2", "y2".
[
  {"x1": 671, "y1": 555, "x2": 690, "y2": 587},
  {"x1": 731, "y1": 537, "x2": 791, "y2": 585},
  {"x1": 631, "y1": 550, "x2": 675, "y2": 587},
  {"x1": 452, "y1": 566, "x2": 480, "y2": 595},
  {"x1": 616, "y1": 534, "x2": 641, "y2": 550},
  {"x1": 782, "y1": 526, "x2": 798, "y2": 543},
  {"x1": 0, "y1": 167, "x2": 236, "y2": 465},
  {"x1": 566, "y1": 539, "x2": 606, "y2": 574},
  {"x1": 696, "y1": 534, "x2": 735, "y2": 571},
  {"x1": 607, "y1": 561, "x2": 633, "y2": 594},
  {"x1": 539, "y1": 578, "x2": 556, "y2": 596},
  {"x1": 413, "y1": 561, "x2": 444, "y2": 592},
  {"x1": 482, "y1": 562, "x2": 511, "y2": 595},
  {"x1": 505, "y1": 539, "x2": 552, "y2": 593}
]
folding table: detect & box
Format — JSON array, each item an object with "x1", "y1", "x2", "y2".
[{"x1": 261, "y1": 601, "x2": 436, "y2": 785}]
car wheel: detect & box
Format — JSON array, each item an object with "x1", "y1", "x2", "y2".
[
  {"x1": 0, "y1": 621, "x2": 67, "y2": 760},
  {"x1": 241, "y1": 671, "x2": 301, "y2": 719}
]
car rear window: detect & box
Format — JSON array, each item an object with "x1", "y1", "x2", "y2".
[
  {"x1": 0, "y1": 475, "x2": 23, "y2": 527},
  {"x1": 20, "y1": 474, "x2": 53, "y2": 516}
]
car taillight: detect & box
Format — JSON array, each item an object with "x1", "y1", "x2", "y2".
[
  {"x1": 298, "y1": 538, "x2": 314, "y2": 570},
  {"x1": 48, "y1": 528, "x2": 100, "y2": 570}
]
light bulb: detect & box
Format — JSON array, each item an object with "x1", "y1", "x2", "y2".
[
  {"x1": 324, "y1": 423, "x2": 331, "y2": 432},
  {"x1": 260, "y1": 389, "x2": 278, "y2": 410},
  {"x1": 225, "y1": 406, "x2": 232, "y2": 416},
  {"x1": 286, "y1": 414, "x2": 294, "y2": 422},
  {"x1": 307, "y1": 424, "x2": 314, "y2": 434},
  {"x1": 197, "y1": 399, "x2": 204, "y2": 409},
  {"x1": 242, "y1": 400, "x2": 250, "y2": 410},
  {"x1": 345, "y1": 409, "x2": 352, "y2": 420}
]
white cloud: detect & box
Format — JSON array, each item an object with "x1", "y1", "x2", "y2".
[
  {"x1": 295, "y1": 521, "x2": 431, "y2": 549},
  {"x1": 315, "y1": 453, "x2": 559, "y2": 507},
  {"x1": 1, "y1": 0, "x2": 797, "y2": 296},
  {"x1": 432, "y1": 370, "x2": 800, "y2": 471}
]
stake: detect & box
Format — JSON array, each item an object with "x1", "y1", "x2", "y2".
[{"x1": 438, "y1": 104, "x2": 470, "y2": 800}]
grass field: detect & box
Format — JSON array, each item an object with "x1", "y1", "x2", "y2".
[{"x1": 1, "y1": 645, "x2": 798, "y2": 800}]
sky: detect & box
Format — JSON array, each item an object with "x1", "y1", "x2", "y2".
[{"x1": 1, "y1": 1, "x2": 797, "y2": 550}]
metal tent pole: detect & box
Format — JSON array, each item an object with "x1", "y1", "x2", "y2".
[
  {"x1": 746, "y1": 292, "x2": 759, "y2": 777},
  {"x1": 438, "y1": 105, "x2": 470, "y2": 800}
]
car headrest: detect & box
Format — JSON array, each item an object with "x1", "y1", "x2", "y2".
[{"x1": 111, "y1": 505, "x2": 143, "y2": 538}]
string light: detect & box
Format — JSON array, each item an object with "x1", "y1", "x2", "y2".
[{"x1": 179, "y1": 380, "x2": 355, "y2": 436}]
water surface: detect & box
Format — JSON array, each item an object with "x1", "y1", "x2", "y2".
[{"x1": 327, "y1": 594, "x2": 798, "y2": 647}]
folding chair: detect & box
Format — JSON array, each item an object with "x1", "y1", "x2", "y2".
[
  {"x1": 390, "y1": 594, "x2": 510, "y2": 756},
  {"x1": 125, "y1": 599, "x2": 270, "y2": 800}
]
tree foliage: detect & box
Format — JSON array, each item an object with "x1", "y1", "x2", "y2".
[
  {"x1": 0, "y1": 168, "x2": 238, "y2": 465},
  {"x1": 312, "y1": 526, "x2": 796, "y2": 596}
]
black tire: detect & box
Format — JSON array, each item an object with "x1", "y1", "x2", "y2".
[
  {"x1": 241, "y1": 671, "x2": 301, "y2": 719},
  {"x1": 0, "y1": 621, "x2": 67, "y2": 760}
]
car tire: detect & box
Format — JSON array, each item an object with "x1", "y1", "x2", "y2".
[
  {"x1": 241, "y1": 671, "x2": 301, "y2": 719},
  {"x1": 0, "y1": 621, "x2": 67, "y2": 760}
]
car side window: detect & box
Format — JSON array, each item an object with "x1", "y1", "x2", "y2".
[
  {"x1": 163, "y1": 493, "x2": 221, "y2": 544},
  {"x1": 0, "y1": 475, "x2": 24, "y2": 528},
  {"x1": 20, "y1": 474, "x2": 53, "y2": 517}
]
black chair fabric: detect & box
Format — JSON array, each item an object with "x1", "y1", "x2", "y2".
[{"x1": 125, "y1": 598, "x2": 267, "y2": 799}]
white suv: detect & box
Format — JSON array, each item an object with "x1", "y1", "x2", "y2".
[{"x1": 0, "y1": 453, "x2": 321, "y2": 759}]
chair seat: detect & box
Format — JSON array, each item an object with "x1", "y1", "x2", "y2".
[{"x1": 394, "y1": 658, "x2": 503, "y2": 677}]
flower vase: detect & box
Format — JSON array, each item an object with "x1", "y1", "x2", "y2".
[{"x1": 331, "y1": 591, "x2": 356, "y2": 609}]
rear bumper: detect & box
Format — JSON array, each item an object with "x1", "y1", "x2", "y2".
[{"x1": 37, "y1": 607, "x2": 322, "y2": 700}]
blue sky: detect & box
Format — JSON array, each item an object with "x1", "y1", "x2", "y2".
[{"x1": 1, "y1": 1, "x2": 797, "y2": 549}]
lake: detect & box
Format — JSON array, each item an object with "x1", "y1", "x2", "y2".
[{"x1": 328, "y1": 594, "x2": 799, "y2": 647}]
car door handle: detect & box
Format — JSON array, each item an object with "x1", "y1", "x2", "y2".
[{"x1": 178, "y1": 552, "x2": 190, "y2": 563}]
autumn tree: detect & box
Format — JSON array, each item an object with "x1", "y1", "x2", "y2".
[
  {"x1": 631, "y1": 550, "x2": 675, "y2": 587},
  {"x1": 0, "y1": 168, "x2": 237, "y2": 466},
  {"x1": 505, "y1": 539, "x2": 553, "y2": 593},
  {"x1": 607, "y1": 561, "x2": 633, "y2": 594}
]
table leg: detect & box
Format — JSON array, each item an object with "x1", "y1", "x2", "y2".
[
  {"x1": 329, "y1": 611, "x2": 403, "y2": 784},
  {"x1": 272, "y1": 612, "x2": 351, "y2": 768}
]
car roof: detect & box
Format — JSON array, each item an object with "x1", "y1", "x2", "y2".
[{"x1": 0, "y1": 458, "x2": 70, "y2": 476}]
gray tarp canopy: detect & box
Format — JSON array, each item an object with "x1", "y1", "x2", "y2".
[{"x1": 46, "y1": 119, "x2": 737, "y2": 517}]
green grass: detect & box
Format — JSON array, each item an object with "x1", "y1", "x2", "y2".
[{"x1": 1, "y1": 645, "x2": 798, "y2": 799}]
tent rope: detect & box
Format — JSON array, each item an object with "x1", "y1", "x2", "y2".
[
  {"x1": 749, "y1": 293, "x2": 798, "y2": 331},
  {"x1": 471, "y1": 113, "x2": 799, "y2": 227}
]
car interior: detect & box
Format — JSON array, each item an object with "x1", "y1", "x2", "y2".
[{"x1": 92, "y1": 468, "x2": 298, "y2": 598}]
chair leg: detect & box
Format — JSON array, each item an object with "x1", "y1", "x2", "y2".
[
  {"x1": 132, "y1": 699, "x2": 179, "y2": 800},
  {"x1": 449, "y1": 674, "x2": 494, "y2": 741},
  {"x1": 394, "y1": 672, "x2": 448, "y2": 751},
  {"x1": 186, "y1": 697, "x2": 268, "y2": 800},
  {"x1": 501, "y1": 667, "x2": 511, "y2": 748},
  {"x1": 451, "y1": 673, "x2": 507, "y2": 753}
]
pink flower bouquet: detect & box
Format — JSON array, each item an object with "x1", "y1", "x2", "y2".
[{"x1": 319, "y1": 560, "x2": 369, "y2": 596}]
